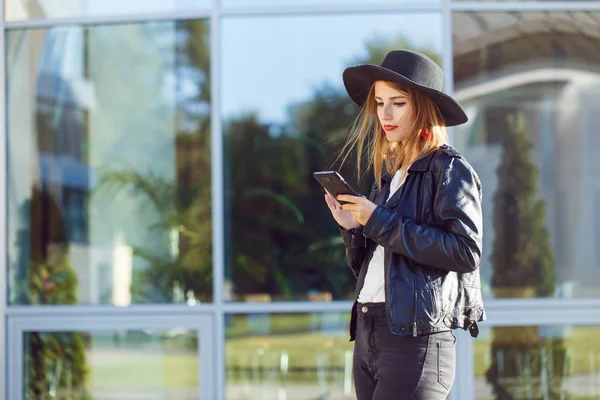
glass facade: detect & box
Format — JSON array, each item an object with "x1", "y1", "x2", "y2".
[
  {"x1": 474, "y1": 325, "x2": 600, "y2": 399},
  {"x1": 2, "y1": 1, "x2": 600, "y2": 400},
  {"x1": 24, "y1": 329, "x2": 199, "y2": 399},
  {"x1": 221, "y1": 12, "x2": 442, "y2": 302},
  {"x1": 7, "y1": 21, "x2": 213, "y2": 305},
  {"x1": 226, "y1": 313, "x2": 353, "y2": 399},
  {"x1": 452, "y1": 11, "x2": 600, "y2": 299}
]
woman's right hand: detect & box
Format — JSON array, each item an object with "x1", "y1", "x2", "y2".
[{"x1": 324, "y1": 192, "x2": 361, "y2": 231}]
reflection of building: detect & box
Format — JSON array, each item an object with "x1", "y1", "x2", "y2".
[{"x1": 453, "y1": 11, "x2": 600, "y2": 296}]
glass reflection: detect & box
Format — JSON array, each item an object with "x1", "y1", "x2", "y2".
[
  {"x1": 452, "y1": 11, "x2": 600, "y2": 299},
  {"x1": 225, "y1": 313, "x2": 353, "y2": 400},
  {"x1": 475, "y1": 326, "x2": 600, "y2": 399},
  {"x1": 7, "y1": 21, "x2": 212, "y2": 305},
  {"x1": 5, "y1": 0, "x2": 210, "y2": 22},
  {"x1": 24, "y1": 329, "x2": 198, "y2": 399},
  {"x1": 222, "y1": 12, "x2": 442, "y2": 302}
]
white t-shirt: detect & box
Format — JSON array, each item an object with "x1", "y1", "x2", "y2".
[{"x1": 357, "y1": 168, "x2": 409, "y2": 304}]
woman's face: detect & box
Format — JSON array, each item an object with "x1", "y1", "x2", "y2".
[{"x1": 374, "y1": 81, "x2": 415, "y2": 142}]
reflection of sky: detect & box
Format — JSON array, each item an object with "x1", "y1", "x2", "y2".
[{"x1": 221, "y1": 13, "x2": 442, "y2": 124}]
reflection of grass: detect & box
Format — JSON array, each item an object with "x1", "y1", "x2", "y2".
[
  {"x1": 227, "y1": 331, "x2": 353, "y2": 384},
  {"x1": 89, "y1": 352, "x2": 198, "y2": 390},
  {"x1": 474, "y1": 326, "x2": 600, "y2": 378},
  {"x1": 226, "y1": 313, "x2": 353, "y2": 384},
  {"x1": 84, "y1": 321, "x2": 600, "y2": 392}
]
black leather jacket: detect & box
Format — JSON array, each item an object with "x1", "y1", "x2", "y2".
[{"x1": 341, "y1": 144, "x2": 485, "y2": 340}]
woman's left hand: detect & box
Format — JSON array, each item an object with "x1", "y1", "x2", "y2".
[{"x1": 336, "y1": 195, "x2": 378, "y2": 226}]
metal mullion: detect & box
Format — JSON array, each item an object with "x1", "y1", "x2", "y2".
[
  {"x1": 0, "y1": 0, "x2": 7, "y2": 398},
  {"x1": 221, "y1": 300, "x2": 353, "y2": 314},
  {"x1": 441, "y1": 1, "x2": 466, "y2": 397},
  {"x1": 4, "y1": 10, "x2": 213, "y2": 30},
  {"x1": 210, "y1": 0, "x2": 226, "y2": 398},
  {"x1": 219, "y1": 2, "x2": 442, "y2": 16},
  {"x1": 442, "y1": 0, "x2": 455, "y2": 150},
  {"x1": 199, "y1": 314, "x2": 214, "y2": 400},
  {"x1": 9, "y1": 313, "x2": 215, "y2": 400},
  {"x1": 451, "y1": 1, "x2": 600, "y2": 12},
  {"x1": 7, "y1": 318, "x2": 24, "y2": 400},
  {"x1": 5, "y1": 303, "x2": 216, "y2": 317},
  {"x1": 7, "y1": 298, "x2": 600, "y2": 323},
  {"x1": 13, "y1": 314, "x2": 210, "y2": 331},
  {"x1": 484, "y1": 298, "x2": 600, "y2": 326},
  {"x1": 453, "y1": 329, "x2": 475, "y2": 400}
]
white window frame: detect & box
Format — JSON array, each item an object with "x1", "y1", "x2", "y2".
[{"x1": 7, "y1": 309, "x2": 214, "y2": 400}]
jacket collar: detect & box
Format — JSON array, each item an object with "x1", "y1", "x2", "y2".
[
  {"x1": 379, "y1": 145, "x2": 455, "y2": 184},
  {"x1": 408, "y1": 148, "x2": 439, "y2": 172},
  {"x1": 381, "y1": 147, "x2": 441, "y2": 183}
]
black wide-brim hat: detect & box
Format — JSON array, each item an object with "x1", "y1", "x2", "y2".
[{"x1": 343, "y1": 50, "x2": 468, "y2": 127}]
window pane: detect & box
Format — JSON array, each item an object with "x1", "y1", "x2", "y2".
[
  {"x1": 7, "y1": 21, "x2": 212, "y2": 305},
  {"x1": 24, "y1": 329, "x2": 198, "y2": 399},
  {"x1": 452, "y1": 11, "x2": 600, "y2": 299},
  {"x1": 5, "y1": 0, "x2": 210, "y2": 22},
  {"x1": 222, "y1": 0, "x2": 438, "y2": 8},
  {"x1": 222, "y1": 12, "x2": 442, "y2": 302},
  {"x1": 226, "y1": 312, "x2": 353, "y2": 399},
  {"x1": 474, "y1": 325, "x2": 600, "y2": 399}
]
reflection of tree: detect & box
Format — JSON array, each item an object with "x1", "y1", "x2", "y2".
[
  {"x1": 94, "y1": 20, "x2": 212, "y2": 302},
  {"x1": 224, "y1": 36, "x2": 440, "y2": 300},
  {"x1": 16, "y1": 187, "x2": 90, "y2": 398},
  {"x1": 96, "y1": 166, "x2": 212, "y2": 302},
  {"x1": 486, "y1": 112, "x2": 566, "y2": 399}
]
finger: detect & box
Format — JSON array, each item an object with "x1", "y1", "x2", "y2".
[
  {"x1": 324, "y1": 194, "x2": 337, "y2": 210},
  {"x1": 325, "y1": 193, "x2": 343, "y2": 212},
  {"x1": 336, "y1": 194, "x2": 361, "y2": 204},
  {"x1": 341, "y1": 203, "x2": 357, "y2": 211}
]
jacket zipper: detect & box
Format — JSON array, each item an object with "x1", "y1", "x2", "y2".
[
  {"x1": 412, "y1": 174, "x2": 425, "y2": 338},
  {"x1": 427, "y1": 274, "x2": 437, "y2": 318},
  {"x1": 413, "y1": 271, "x2": 418, "y2": 337}
]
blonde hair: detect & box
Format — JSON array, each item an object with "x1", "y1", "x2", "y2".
[{"x1": 338, "y1": 81, "x2": 448, "y2": 190}]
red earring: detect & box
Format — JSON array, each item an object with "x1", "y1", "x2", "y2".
[{"x1": 420, "y1": 129, "x2": 432, "y2": 140}]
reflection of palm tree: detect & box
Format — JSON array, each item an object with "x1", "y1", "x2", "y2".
[{"x1": 95, "y1": 162, "x2": 213, "y2": 302}]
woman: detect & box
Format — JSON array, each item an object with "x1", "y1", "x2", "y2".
[{"x1": 324, "y1": 50, "x2": 485, "y2": 399}]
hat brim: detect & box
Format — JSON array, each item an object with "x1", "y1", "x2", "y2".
[{"x1": 343, "y1": 64, "x2": 468, "y2": 127}]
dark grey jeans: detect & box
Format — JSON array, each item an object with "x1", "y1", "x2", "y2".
[{"x1": 354, "y1": 302, "x2": 456, "y2": 400}]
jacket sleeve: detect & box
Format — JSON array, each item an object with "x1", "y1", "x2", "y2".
[
  {"x1": 362, "y1": 155, "x2": 483, "y2": 273},
  {"x1": 339, "y1": 226, "x2": 366, "y2": 278}
]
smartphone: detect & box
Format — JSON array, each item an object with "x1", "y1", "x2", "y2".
[{"x1": 313, "y1": 171, "x2": 361, "y2": 205}]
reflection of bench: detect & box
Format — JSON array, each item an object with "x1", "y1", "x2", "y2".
[
  {"x1": 244, "y1": 293, "x2": 272, "y2": 303},
  {"x1": 308, "y1": 292, "x2": 332, "y2": 302}
]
